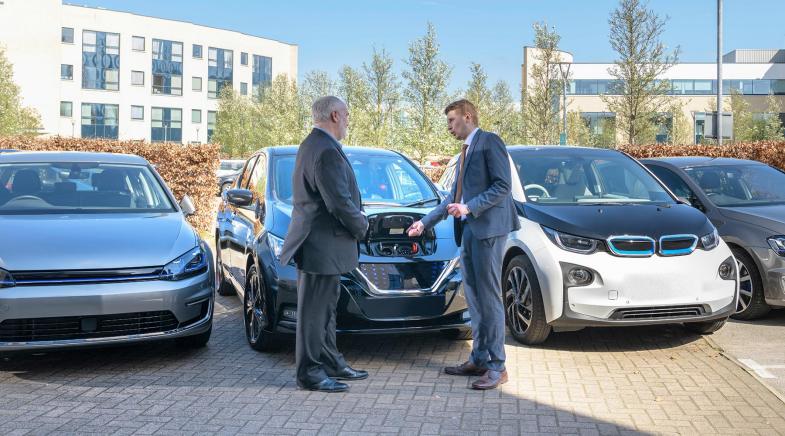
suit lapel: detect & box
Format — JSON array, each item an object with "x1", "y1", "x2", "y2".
[{"x1": 460, "y1": 129, "x2": 483, "y2": 194}]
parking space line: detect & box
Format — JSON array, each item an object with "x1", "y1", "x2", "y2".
[{"x1": 739, "y1": 358, "x2": 778, "y2": 379}]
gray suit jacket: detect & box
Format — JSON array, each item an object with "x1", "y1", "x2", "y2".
[
  {"x1": 280, "y1": 128, "x2": 368, "y2": 275},
  {"x1": 422, "y1": 129, "x2": 520, "y2": 241}
]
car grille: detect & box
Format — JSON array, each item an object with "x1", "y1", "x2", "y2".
[
  {"x1": 606, "y1": 236, "x2": 656, "y2": 257},
  {"x1": 0, "y1": 311, "x2": 180, "y2": 342},
  {"x1": 658, "y1": 234, "x2": 698, "y2": 256},
  {"x1": 10, "y1": 267, "x2": 163, "y2": 286},
  {"x1": 357, "y1": 261, "x2": 450, "y2": 291},
  {"x1": 610, "y1": 305, "x2": 707, "y2": 320}
]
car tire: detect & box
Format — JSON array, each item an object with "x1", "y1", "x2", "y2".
[
  {"x1": 442, "y1": 328, "x2": 473, "y2": 340},
  {"x1": 730, "y1": 246, "x2": 770, "y2": 320},
  {"x1": 683, "y1": 317, "x2": 728, "y2": 334},
  {"x1": 215, "y1": 241, "x2": 235, "y2": 296},
  {"x1": 176, "y1": 325, "x2": 212, "y2": 348},
  {"x1": 503, "y1": 254, "x2": 551, "y2": 345},
  {"x1": 244, "y1": 264, "x2": 277, "y2": 351}
]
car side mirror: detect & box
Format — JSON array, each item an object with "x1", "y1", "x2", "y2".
[
  {"x1": 179, "y1": 195, "x2": 196, "y2": 217},
  {"x1": 678, "y1": 195, "x2": 706, "y2": 212},
  {"x1": 226, "y1": 188, "x2": 254, "y2": 207}
]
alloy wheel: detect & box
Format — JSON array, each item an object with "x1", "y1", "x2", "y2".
[
  {"x1": 736, "y1": 258, "x2": 753, "y2": 313},
  {"x1": 244, "y1": 269, "x2": 267, "y2": 343},
  {"x1": 505, "y1": 265, "x2": 533, "y2": 335}
]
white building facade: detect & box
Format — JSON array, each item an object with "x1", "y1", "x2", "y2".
[
  {"x1": 0, "y1": 0, "x2": 298, "y2": 143},
  {"x1": 522, "y1": 47, "x2": 785, "y2": 143}
]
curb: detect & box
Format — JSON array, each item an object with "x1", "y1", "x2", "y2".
[{"x1": 702, "y1": 335, "x2": 785, "y2": 405}]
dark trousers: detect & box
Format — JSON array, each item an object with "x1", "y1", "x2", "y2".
[
  {"x1": 461, "y1": 224, "x2": 507, "y2": 371},
  {"x1": 295, "y1": 271, "x2": 348, "y2": 386}
]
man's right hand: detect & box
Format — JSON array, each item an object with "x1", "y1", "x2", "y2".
[{"x1": 407, "y1": 220, "x2": 425, "y2": 237}]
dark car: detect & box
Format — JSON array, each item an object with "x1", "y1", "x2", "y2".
[
  {"x1": 642, "y1": 157, "x2": 785, "y2": 319},
  {"x1": 215, "y1": 146, "x2": 470, "y2": 350}
]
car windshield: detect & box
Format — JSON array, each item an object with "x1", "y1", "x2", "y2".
[
  {"x1": 684, "y1": 164, "x2": 785, "y2": 207},
  {"x1": 272, "y1": 153, "x2": 438, "y2": 207},
  {"x1": 510, "y1": 150, "x2": 675, "y2": 205},
  {"x1": 0, "y1": 162, "x2": 175, "y2": 214}
]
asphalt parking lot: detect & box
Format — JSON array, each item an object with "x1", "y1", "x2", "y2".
[{"x1": 1, "y1": 292, "x2": 784, "y2": 435}]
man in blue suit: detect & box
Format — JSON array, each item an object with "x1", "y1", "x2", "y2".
[{"x1": 407, "y1": 99, "x2": 520, "y2": 390}]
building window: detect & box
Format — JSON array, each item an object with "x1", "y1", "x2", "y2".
[
  {"x1": 252, "y1": 55, "x2": 272, "y2": 97},
  {"x1": 152, "y1": 39, "x2": 183, "y2": 96},
  {"x1": 61, "y1": 27, "x2": 74, "y2": 44},
  {"x1": 192, "y1": 76, "x2": 202, "y2": 92},
  {"x1": 131, "y1": 105, "x2": 144, "y2": 120},
  {"x1": 207, "y1": 110, "x2": 216, "y2": 142},
  {"x1": 240, "y1": 82, "x2": 247, "y2": 96},
  {"x1": 151, "y1": 107, "x2": 182, "y2": 142},
  {"x1": 192, "y1": 44, "x2": 202, "y2": 59},
  {"x1": 132, "y1": 36, "x2": 145, "y2": 51},
  {"x1": 131, "y1": 70, "x2": 144, "y2": 86},
  {"x1": 60, "y1": 101, "x2": 72, "y2": 117},
  {"x1": 61, "y1": 64, "x2": 73, "y2": 80},
  {"x1": 241, "y1": 52, "x2": 248, "y2": 66},
  {"x1": 82, "y1": 30, "x2": 120, "y2": 90},
  {"x1": 208, "y1": 47, "x2": 233, "y2": 98},
  {"x1": 192, "y1": 109, "x2": 202, "y2": 124},
  {"x1": 81, "y1": 103, "x2": 119, "y2": 139},
  {"x1": 579, "y1": 112, "x2": 616, "y2": 148}
]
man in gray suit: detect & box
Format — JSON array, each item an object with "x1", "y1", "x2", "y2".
[
  {"x1": 280, "y1": 96, "x2": 369, "y2": 393},
  {"x1": 407, "y1": 99, "x2": 519, "y2": 390}
]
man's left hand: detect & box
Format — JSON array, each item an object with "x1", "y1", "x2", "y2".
[{"x1": 447, "y1": 203, "x2": 469, "y2": 218}]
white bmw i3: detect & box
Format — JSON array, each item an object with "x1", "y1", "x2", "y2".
[{"x1": 439, "y1": 146, "x2": 738, "y2": 345}]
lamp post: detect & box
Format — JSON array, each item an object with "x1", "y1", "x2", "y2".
[
  {"x1": 557, "y1": 62, "x2": 572, "y2": 145},
  {"x1": 717, "y1": 0, "x2": 723, "y2": 145}
]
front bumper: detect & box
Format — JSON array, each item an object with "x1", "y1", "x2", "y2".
[
  {"x1": 263, "y1": 259, "x2": 470, "y2": 335},
  {"x1": 748, "y1": 246, "x2": 785, "y2": 307},
  {"x1": 0, "y1": 271, "x2": 214, "y2": 351}
]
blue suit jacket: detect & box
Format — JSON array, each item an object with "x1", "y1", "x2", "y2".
[{"x1": 422, "y1": 129, "x2": 520, "y2": 241}]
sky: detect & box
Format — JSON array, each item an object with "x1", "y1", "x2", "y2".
[{"x1": 72, "y1": 0, "x2": 785, "y2": 92}]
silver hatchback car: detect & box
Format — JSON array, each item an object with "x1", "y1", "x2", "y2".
[{"x1": 0, "y1": 151, "x2": 214, "y2": 352}]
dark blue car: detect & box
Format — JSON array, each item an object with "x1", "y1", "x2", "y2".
[{"x1": 215, "y1": 146, "x2": 470, "y2": 350}]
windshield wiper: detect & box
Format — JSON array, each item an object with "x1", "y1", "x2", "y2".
[
  {"x1": 362, "y1": 201, "x2": 402, "y2": 207},
  {"x1": 403, "y1": 197, "x2": 440, "y2": 207}
]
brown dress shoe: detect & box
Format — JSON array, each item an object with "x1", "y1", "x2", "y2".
[
  {"x1": 444, "y1": 361, "x2": 486, "y2": 376},
  {"x1": 471, "y1": 369, "x2": 508, "y2": 390}
]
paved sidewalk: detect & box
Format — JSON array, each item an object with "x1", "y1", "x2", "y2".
[{"x1": 1, "y1": 295, "x2": 784, "y2": 435}]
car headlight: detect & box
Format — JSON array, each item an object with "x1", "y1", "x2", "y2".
[
  {"x1": 700, "y1": 228, "x2": 720, "y2": 251},
  {"x1": 160, "y1": 245, "x2": 208, "y2": 281},
  {"x1": 267, "y1": 233, "x2": 285, "y2": 259},
  {"x1": 542, "y1": 226, "x2": 599, "y2": 254},
  {"x1": 768, "y1": 236, "x2": 785, "y2": 257},
  {"x1": 0, "y1": 268, "x2": 15, "y2": 288}
]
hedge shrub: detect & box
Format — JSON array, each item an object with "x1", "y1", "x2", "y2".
[
  {"x1": 619, "y1": 141, "x2": 785, "y2": 171},
  {"x1": 0, "y1": 136, "x2": 219, "y2": 233}
]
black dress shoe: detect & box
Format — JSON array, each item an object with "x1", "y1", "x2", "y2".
[
  {"x1": 298, "y1": 378, "x2": 349, "y2": 392},
  {"x1": 326, "y1": 366, "x2": 369, "y2": 381}
]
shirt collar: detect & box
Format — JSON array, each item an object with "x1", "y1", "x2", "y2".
[
  {"x1": 464, "y1": 127, "x2": 479, "y2": 148},
  {"x1": 313, "y1": 126, "x2": 341, "y2": 145}
]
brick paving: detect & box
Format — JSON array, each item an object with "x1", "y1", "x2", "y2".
[{"x1": 1, "y1": 294, "x2": 784, "y2": 435}]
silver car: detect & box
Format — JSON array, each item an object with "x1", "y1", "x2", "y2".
[
  {"x1": 643, "y1": 157, "x2": 785, "y2": 319},
  {"x1": 0, "y1": 151, "x2": 214, "y2": 351}
]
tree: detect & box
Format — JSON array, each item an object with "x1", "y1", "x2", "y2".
[
  {"x1": 337, "y1": 65, "x2": 374, "y2": 146},
  {"x1": 300, "y1": 70, "x2": 335, "y2": 109},
  {"x1": 602, "y1": 0, "x2": 679, "y2": 145},
  {"x1": 522, "y1": 22, "x2": 564, "y2": 145},
  {"x1": 567, "y1": 112, "x2": 592, "y2": 146},
  {"x1": 363, "y1": 47, "x2": 400, "y2": 150},
  {"x1": 255, "y1": 74, "x2": 309, "y2": 147},
  {"x1": 487, "y1": 80, "x2": 523, "y2": 143},
  {"x1": 402, "y1": 22, "x2": 453, "y2": 161},
  {"x1": 752, "y1": 94, "x2": 785, "y2": 141},
  {"x1": 212, "y1": 87, "x2": 256, "y2": 157},
  {"x1": 466, "y1": 63, "x2": 492, "y2": 118},
  {"x1": 665, "y1": 99, "x2": 693, "y2": 145},
  {"x1": 0, "y1": 46, "x2": 41, "y2": 136}
]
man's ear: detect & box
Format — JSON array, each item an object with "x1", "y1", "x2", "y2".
[{"x1": 331, "y1": 111, "x2": 339, "y2": 123}]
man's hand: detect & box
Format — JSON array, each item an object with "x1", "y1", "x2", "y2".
[
  {"x1": 407, "y1": 220, "x2": 425, "y2": 237},
  {"x1": 447, "y1": 203, "x2": 470, "y2": 218}
]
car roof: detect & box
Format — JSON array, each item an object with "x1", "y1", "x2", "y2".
[
  {"x1": 0, "y1": 151, "x2": 149, "y2": 165},
  {"x1": 263, "y1": 145, "x2": 404, "y2": 158},
  {"x1": 641, "y1": 156, "x2": 764, "y2": 167}
]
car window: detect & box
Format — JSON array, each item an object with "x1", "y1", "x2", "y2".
[
  {"x1": 438, "y1": 159, "x2": 457, "y2": 191},
  {"x1": 684, "y1": 164, "x2": 785, "y2": 207},
  {"x1": 237, "y1": 156, "x2": 258, "y2": 189},
  {"x1": 0, "y1": 162, "x2": 175, "y2": 214},
  {"x1": 248, "y1": 154, "x2": 267, "y2": 201},
  {"x1": 646, "y1": 164, "x2": 696, "y2": 199}
]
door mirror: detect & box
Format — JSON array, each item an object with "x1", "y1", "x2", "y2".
[
  {"x1": 226, "y1": 188, "x2": 254, "y2": 207},
  {"x1": 678, "y1": 195, "x2": 706, "y2": 212},
  {"x1": 179, "y1": 195, "x2": 196, "y2": 217}
]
